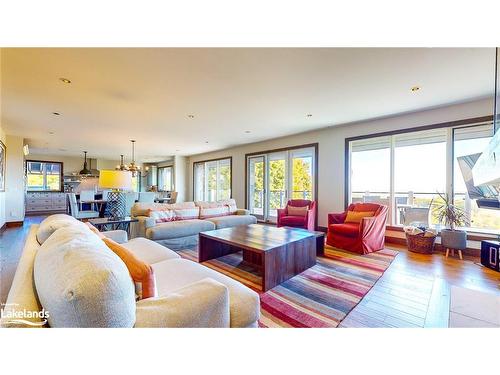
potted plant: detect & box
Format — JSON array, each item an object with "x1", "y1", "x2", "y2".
[{"x1": 433, "y1": 192, "x2": 468, "y2": 252}]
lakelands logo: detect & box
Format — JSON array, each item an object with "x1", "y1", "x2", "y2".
[{"x1": 1, "y1": 303, "x2": 49, "y2": 327}]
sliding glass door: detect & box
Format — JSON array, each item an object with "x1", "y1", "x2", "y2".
[
  {"x1": 247, "y1": 146, "x2": 315, "y2": 223},
  {"x1": 248, "y1": 156, "x2": 265, "y2": 220},
  {"x1": 193, "y1": 157, "x2": 232, "y2": 202}
]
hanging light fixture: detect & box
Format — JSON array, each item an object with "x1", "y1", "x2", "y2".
[
  {"x1": 116, "y1": 154, "x2": 128, "y2": 171},
  {"x1": 127, "y1": 140, "x2": 148, "y2": 177},
  {"x1": 127, "y1": 140, "x2": 140, "y2": 177},
  {"x1": 79, "y1": 151, "x2": 92, "y2": 176}
]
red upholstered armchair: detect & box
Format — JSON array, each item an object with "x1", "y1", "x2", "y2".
[
  {"x1": 326, "y1": 203, "x2": 388, "y2": 254},
  {"x1": 277, "y1": 199, "x2": 316, "y2": 231}
]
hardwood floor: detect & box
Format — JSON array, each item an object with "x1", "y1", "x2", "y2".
[
  {"x1": 340, "y1": 244, "x2": 500, "y2": 327},
  {"x1": 1, "y1": 216, "x2": 45, "y2": 304},
  {"x1": 1, "y1": 216, "x2": 500, "y2": 326}
]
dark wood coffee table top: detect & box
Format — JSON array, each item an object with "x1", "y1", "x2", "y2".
[{"x1": 199, "y1": 223, "x2": 315, "y2": 252}]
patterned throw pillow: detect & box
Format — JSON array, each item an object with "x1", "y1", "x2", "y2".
[
  {"x1": 148, "y1": 209, "x2": 176, "y2": 223},
  {"x1": 218, "y1": 199, "x2": 238, "y2": 214},
  {"x1": 200, "y1": 206, "x2": 230, "y2": 219},
  {"x1": 287, "y1": 205, "x2": 309, "y2": 217},
  {"x1": 173, "y1": 207, "x2": 200, "y2": 220},
  {"x1": 345, "y1": 210, "x2": 375, "y2": 223}
]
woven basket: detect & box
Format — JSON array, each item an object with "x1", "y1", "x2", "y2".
[{"x1": 405, "y1": 233, "x2": 436, "y2": 254}]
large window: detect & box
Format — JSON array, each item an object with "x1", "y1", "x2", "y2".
[
  {"x1": 26, "y1": 160, "x2": 63, "y2": 192},
  {"x1": 347, "y1": 121, "x2": 500, "y2": 233},
  {"x1": 158, "y1": 166, "x2": 173, "y2": 191},
  {"x1": 453, "y1": 125, "x2": 500, "y2": 231},
  {"x1": 193, "y1": 157, "x2": 231, "y2": 202},
  {"x1": 246, "y1": 145, "x2": 317, "y2": 222}
]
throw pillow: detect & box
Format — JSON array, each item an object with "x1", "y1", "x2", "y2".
[
  {"x1": 345, "y1": 210, "x2": 375, "y2": 223},
  {"x1": 199, "y1": 206, "x2": 230, "y2": 219},
  {"x1": 173, "y1": 207, "x2": 200, "y2": 220},
  {"x1": 97, "y1": 235, "x2": 157, "y2": 300},
  {"x1": 287, "y1": 205, "x2": 308, "y2": 217},
  {"x1": 148, "y1": 209, "x2": 176, "y2": 223},
  {"x1": 218, "y1": 199, "x2": 238, "y2": 214}
]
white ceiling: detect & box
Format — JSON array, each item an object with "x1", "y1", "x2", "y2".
[{"x1": 1, "y1": 48, "x2": 495, "y2": 161}]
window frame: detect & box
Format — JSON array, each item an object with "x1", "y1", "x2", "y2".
[
  {"x1": 26, "y1": 159, "x2": 64, "y2": 192},
  {"x1": 344, "y1": 115, "x2": 495, "y2": 231},
  {"x1": 244, "y1": 143, "x2": 319, "y2": 224},
  {"x1": 192, "y1": 156, "x2": 232, "y2": 202}
]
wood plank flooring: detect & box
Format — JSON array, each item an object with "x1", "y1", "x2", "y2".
[
  {"x1": 340, "y1": 244, "x2": 500, "y2": 327},
  {"x1": 2, "y1": 216, "x2": 500, "y2": 327}
]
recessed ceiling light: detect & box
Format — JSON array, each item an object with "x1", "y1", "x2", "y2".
[
  {"x1": 410, "y1": 86, "x2": 420, "y2": 92},
  {"x1": 306, "y1": 114, "x2": 312, "y2": 117},
  {"x1": 175, "y1": 149, "x2": 180, "y2": 152},
  {"x1": 48, "y1": 131, "x2": 55, "y2": 135},
  {"x1": 188, "y1": 114, "x2": 195, "y2": 119},
  {"x1": 205, "y1": 141, "x2": 209, "y2": 144},
  {"x1": 245, "y1": 130, "x2": 251, "y2": 134},
  {"x1": 52, "y1": 112, "x2": 61, "y2": 116},
  {"x1": 59, "y1": 78, "x2": 71, "y2": 84}
]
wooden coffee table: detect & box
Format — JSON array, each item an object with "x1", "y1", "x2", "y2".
[{"x1": 199, "y1": 224, "x2": 317, "y2": 291}]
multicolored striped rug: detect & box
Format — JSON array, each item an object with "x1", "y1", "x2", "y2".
[{"x1": 178, "y1": 244, "x2": 397, "y2": 327}]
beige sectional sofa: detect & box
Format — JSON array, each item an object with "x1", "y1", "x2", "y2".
[
  {"x1": 131, "y1": 199, "x2": 257, "y2": 249},
  {"x1": 1, "y1": 214, "x2": 260, "y2": 328}
]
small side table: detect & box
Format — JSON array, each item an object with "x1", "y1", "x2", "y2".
[{"x1": 88, "y1": 217, "x2": 138, "y2": 237}]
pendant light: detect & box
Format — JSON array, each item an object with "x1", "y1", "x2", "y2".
[
  {"x1": 79, "y1": 151, "x2": 91, "y2": 175},
  {"x1": 116, "y1": 154, "x2": 128, "y2": 171}
]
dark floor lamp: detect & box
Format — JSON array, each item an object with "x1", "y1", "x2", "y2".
[{"x1": 98, "y1": 170, "x2": 132, "y2": 220}]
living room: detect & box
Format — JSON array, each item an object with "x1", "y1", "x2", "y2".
[{"x1": 1, "y1": 2, "x2": 500, "y2": 374}]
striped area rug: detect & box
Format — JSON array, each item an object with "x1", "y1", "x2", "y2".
[{"x1": 178, "y1": 244, "x2": 397, "y2": 328}]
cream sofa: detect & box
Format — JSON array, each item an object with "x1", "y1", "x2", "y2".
[
  {"x1": 1, "y1": 215, "x2": 260, "y2": 328},
  {"x1": 131, "y1": 200, "x2": 257, "y2": 250}
]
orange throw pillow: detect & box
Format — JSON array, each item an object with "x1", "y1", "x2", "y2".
[
  {"x1": 86, "y1": 223, "x2": 156, "y2": 299},
  {"x1": 345, "y1": 210, "x2": 375, "y2": 223},
  {"x1": 287, "y1": 205, "x2": 308, "y2": 217}
]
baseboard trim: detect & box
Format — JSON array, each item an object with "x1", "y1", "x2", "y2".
[{"x1": 6, "y1": 221, "x2": 24, "y2": 228}]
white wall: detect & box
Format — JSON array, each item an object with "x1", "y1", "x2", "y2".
[
  {"x1": 5, "y1": 135, "x2": 25, "y2": 222},
  {"x1": 188, "y1": 98, "x2": 494, "y2": 227},
  {"x1": 0, "y1": 124, "x2": 5, "y2": 228},
  {"x1": 173, "y1": 155, "x2": 188, "y2": 202},
  {"x1": 0, "y1": 50, "x2": 5, "y2": 228}
]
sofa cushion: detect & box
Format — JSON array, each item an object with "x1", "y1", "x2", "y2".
[
  {"x1": 146, "y1": 219, "x2": 215, "y2": 240},
  {"x1": 152, "y1": 258, "x2": 260, "y2": 327},
  {"x1": 205, "y1": 214, "x2": 257, "y2": 229},
  {"x1": 329, "y1": 223, "x2": 360, "y2": 237},
  {"x1": 279, "y1": 215, "x2": 306, "y2": 226},
  {"x1": 121, "y1": 237, "x2": 180, "y2": 264},
  {"x1": 36, "y1": 214, "x2": 81, "y2": 244},
  {"x1": 34, "y1": 225, "x2": 136, "y2": 327}
]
